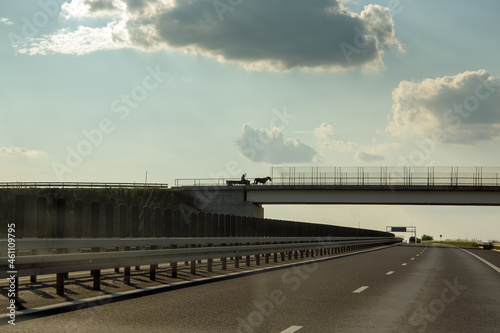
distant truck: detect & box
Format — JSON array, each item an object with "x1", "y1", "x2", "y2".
[{"x1": 409, "y1": 236, "x2": 416, "y2": 243}]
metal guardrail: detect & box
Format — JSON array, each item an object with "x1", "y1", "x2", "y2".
[
  {"x1": 0, "y1": 182, "x2": 169, "y2": 189},
  {"x1": 175, "y1": 167, "x2": 500, "y2": 187},
  {"x1": 1, "y1": 236, "x2": 400, "y2": 297}
]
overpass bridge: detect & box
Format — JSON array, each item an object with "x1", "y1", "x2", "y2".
[{"x1": 174, "y1": 166, "x2": 500, "y2": 217}]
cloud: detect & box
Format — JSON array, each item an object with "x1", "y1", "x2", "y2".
[
  {"x1": 20, "y1": 0, "x2": 401, "y2": 71},
  {"x1": 18, "y1": 22, "x2": 128, "y2": 55},
  {"x1": 386, "y1": 70, "x2": 500, "y2": 144},
  {"x1": 0, "y1": 18, "x2": 14, "y2": 25},
  {"x1": 0, "y1": 147, "x2": 46, "y2": 158},
  {"x1": 236, "y1": 124, "x2": 321, "y2": 164},
  {"x1": 354, "y1": 151, "x2": 385, "y2": 162},
  {"x1": 314, "y1": 122, "x2": 358, "y2": 151}
]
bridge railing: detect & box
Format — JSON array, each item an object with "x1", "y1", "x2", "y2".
[
  {"x1": 0, "y1": 182, "x2": 169, "y2": 189},
  {"x1": 175, "y1": 167, "x2": 500, "y2": 187},
  {"x1": 174, "y1": 178, "x2": 230, "y2": 187},
  {"x1": 270, "y1": 166, "x2": 500, "y2": 186}
]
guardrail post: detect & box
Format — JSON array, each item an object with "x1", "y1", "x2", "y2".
[
  {"x1": 124, "y1": 245, "x2": 131, "y2": 285},
  {"x1": 191, "y1": 244, "x2": 197, "y2": 274},
  {"x1": 171, "y1": 244, "x2": 178, "y2": 278},
  {"x1": 150, "y1": 246, "x2": 158, "y2": 281},
  {"x1": 56, "y1": 273, "x2": 65, "y2": 295},
  {"x1": 234, "y1": 244, "x2": 240, "y2": 268},
  {"x1": 246, "y1": 247, "x2": 251, "y2": 267},
  {"x1": 221, "y1": 242, "x2": 227, "y2": 270},
  {"x1": 93, "y1": 270, "x2": 101, "y2": 290}
]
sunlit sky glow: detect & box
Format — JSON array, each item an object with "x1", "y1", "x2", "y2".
[{"x1": 1, "y1": 0, "x2": 499, "y2": 241}]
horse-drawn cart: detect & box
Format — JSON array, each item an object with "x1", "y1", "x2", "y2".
[{"x1": 226, "y1": 179, "x2": 250, "y2": 186}]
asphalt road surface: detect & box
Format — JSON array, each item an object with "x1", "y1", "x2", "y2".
[{"x1": 5, "y1": 244, "x2": 500, "y2": 332}]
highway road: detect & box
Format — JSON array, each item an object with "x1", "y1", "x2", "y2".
[{"x1": 6, "y1": 243, "x2": 500, "y2": 332}]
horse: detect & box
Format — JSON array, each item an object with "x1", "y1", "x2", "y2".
[{"x1": 253, "y1": 176, "x2": 272, "y2": 185}]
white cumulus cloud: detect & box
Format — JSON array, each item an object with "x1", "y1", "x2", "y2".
[
  {"x1": 314, "y1": 122, "x2": 358, "y2": 151},
  {"x1": 236, "y1": 124, "x2": 321, "y2": 164},
  {"x1": 0, "y1": 147, "x2": 46, "y2": 158},
  {"x1": 386, "y1": 70, "x2": 500, "y2": 144},
  {"x1": 0, "y1": 18, "x2": 14, "y2": 25},
  {"x1": 354, "y1": 151, "x2": 385, "y2": 162}
]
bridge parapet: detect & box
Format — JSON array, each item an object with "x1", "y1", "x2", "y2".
[
  {"x1": 175, "y1": 166, "x2": 500, "y2": 187},
  {"x1": 271, "y1": 166, "x2": 500, "y2": 186}
]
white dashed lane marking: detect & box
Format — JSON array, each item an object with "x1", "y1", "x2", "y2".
[
  {"x1": 353, "y1": 286, "x2": 369, "y2": 294},
  {"x1": 280, "y1": 326, "x2": 303, "y2": 333}
]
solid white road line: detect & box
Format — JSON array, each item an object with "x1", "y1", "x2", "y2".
[
  {"x1": 461, "y1": 249, "x2": 500, "y2": 274},
  {"x1": 280, "y1": 326, "x2": 303, "y2": 333},
  {"x1": 386, "y1": 271, "x2": 394, "y2": 275},
  {"x1": 353, "y1": 286, "x2": 369, "y2": 293}
]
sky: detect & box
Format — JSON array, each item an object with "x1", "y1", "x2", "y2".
[{"x1": 1, "y1": 0, "x2": 499, "y2": 241}]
